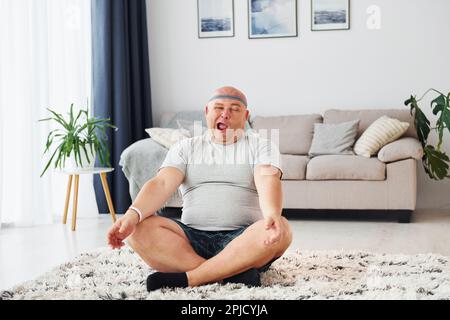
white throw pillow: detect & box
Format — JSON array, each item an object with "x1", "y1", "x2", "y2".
[
  {"x1": 353, "y1": 116, "x2": 410, "y2": 157},
  {"x1": 145, "y1": 128, "x2": 190, "y2": 149}
]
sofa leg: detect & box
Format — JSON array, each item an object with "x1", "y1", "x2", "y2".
[{"x1": 397, "y1": 210, "x2": 412, "y2": 223}]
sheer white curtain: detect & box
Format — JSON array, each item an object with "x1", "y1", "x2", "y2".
[{"x1": 0, "y1": 0, "x2": 96, "y2": 228}]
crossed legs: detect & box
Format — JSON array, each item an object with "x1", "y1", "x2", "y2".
[
  {"x1": 127, "y1": 215, "x2": 292, "y2": 287},
  {"x1": 127, "y1": 216, "x2": 206, "y2": 272}
]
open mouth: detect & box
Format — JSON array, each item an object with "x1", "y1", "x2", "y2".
[{"x1": 216, "y1": 122, "x2": 229, "y2": 132}]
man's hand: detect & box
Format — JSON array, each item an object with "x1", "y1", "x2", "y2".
[
  {"x1": 263, "y1": 214, "x2": 284, "y2": 246},
  {"x1": 107, "y1": 211, "x2": 139, "y2": 249}
]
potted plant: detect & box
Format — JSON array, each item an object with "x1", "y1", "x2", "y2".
[
  {"x1": 39, "y1": 103, "x2": 117, "y2": 177},
  {"x1": 405, "y1": 88, "x2": 450, "y2": 180}
]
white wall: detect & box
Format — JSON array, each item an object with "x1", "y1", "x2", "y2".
[{"x1": 146, "y1": 0, "x2": 450, "y2": 210}]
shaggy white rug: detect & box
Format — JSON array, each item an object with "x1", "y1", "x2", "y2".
[{"x1": 1, "y1": 247, "x2": 449, "y2": 300}]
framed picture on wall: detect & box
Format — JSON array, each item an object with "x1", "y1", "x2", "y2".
[
  {"x1": 311, "y1": 0, "x2": 350, "y2": 31},
  {"x1": 197, "y1": 0, "x2": 235, "y2": 38},
  {"x1": 248, "y1": 0, "x2": 298, "y2": 39}
]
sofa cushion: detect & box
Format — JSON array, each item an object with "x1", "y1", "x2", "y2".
[
  {"x1": 308, "y1": 120, "x2": 359, "y2": 157},
  {"x1": 353, "y1": 116, "x2": 410, "y2": 157},
  {"x1": 306, "y1": 155, "x2": 386, "y2": 180},
  {"x1": 323, "y1": 109, "x2": 417, "y2": 139},
  {"x1": 160, "y1": 111, "x2": 207, "y2": 128},
  {"x1": 250, "y1": 114, "x2": 323, "y2": 154},
  {"x1": 378, "y1": 137, "x2": 423, "y2": 162},
  {"x1": 280, "y1": 154, "x2": 309, "y2": 180}
]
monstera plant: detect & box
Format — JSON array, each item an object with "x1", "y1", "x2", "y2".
[{"x1": 405, "y1": 88, "x2": 450, "y2": 180}]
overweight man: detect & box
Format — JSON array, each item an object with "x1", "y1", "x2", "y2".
[{"x1": 107, "y1": 86, "x2": 292, "y2": 291}]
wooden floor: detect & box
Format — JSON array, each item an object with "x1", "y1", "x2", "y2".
[{"x1": 1, "y1": 208, "x2": 450, "y2": 291}]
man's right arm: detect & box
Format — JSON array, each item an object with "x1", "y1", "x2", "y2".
[
  {"x1": 127, "y1": 166, "x2": 184, "y2": 221},
  {"x1": 107, "y1": 167, "x2": 184, "y2": 249}
]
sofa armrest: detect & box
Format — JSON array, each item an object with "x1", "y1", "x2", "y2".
[
  {"x1": 377, "y1": 137, "x2": 423, "y2": 163},
  {"x1": 386, "y1": 159, "x2": 417, "y2": 210}
]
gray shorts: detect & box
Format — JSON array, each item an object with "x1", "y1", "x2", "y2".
[{"x1": 171, "y1": 219, "x2": 277, "y2": 272}]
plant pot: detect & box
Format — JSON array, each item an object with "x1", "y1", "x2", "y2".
[{"x1": 65, "y1": 150, "x2": 96, "y2": 170}]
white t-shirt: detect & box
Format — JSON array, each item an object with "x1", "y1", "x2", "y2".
[{"x1": 159, "y1": 131, "x2": 282, "y2": 231}]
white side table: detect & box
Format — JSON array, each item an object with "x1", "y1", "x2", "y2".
[{"x1": 58, "y1": 167, "x2": 117, "y2": 231}]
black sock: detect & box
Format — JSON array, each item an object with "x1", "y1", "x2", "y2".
[
  {"x1": 146, "y1": 272, "x2": 189, "y2": 291},
  {"x1": 223, "y1": 268, "x2": 261, "y2": 287}
]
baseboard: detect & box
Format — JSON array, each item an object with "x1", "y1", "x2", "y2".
[
  {"x1": 282, "y1": 209, "x2": 413, "y2": 223},
  {"x1": 157, "y1": 207, "x2": 413, "y2": 223}
]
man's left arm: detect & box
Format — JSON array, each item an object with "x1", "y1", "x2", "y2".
[{"x1": 254, "y1": 164, "x2": 285, "y2": 246}]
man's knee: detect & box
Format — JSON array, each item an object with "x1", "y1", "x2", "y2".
[
  {"x1": 281, "y1": 217, "x2": 293, "y2": 243},
  {"x1": 127, "y1": 215, "x2": 164, "y2": 248},
  {"x1": 265, "y1": 216, "x2": 292, "y2": 255},
  {"x1": 278, "y1": 216, "x2": 292, "y2": 241},
  {"x1": 248, "y1": 217, "x2": 292, "y2": 253}
]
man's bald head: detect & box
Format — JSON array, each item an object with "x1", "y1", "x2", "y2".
[
  {"x1": 209, "y1": 86, "x2": 248, "y2": 108},
  {"x1": 205, "y1": 86, "x2": 249, "y2": 144}
]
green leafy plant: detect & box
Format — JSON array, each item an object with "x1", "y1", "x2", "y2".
[
  {"x1": 39, "y1": 103, "x2": 117, "y2": 177},
  {"x1": 405, "y1": 88, "x2": 450, "y2": 180}
]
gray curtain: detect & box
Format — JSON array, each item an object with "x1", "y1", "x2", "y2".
[{"x1": 91, "y1": 0, "x2": 153, "y2": 214}]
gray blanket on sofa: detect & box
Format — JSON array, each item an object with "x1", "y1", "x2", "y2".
[{"x1": 119, "y1": 138, "x2": 169, "y2": 201}]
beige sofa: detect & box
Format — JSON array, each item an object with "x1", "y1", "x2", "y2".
[
  {"x1": 121, "y1": 109, "x2": 422, "y2": 223},
  {"x1": 249, "y1": 109, "x2": 422, "y2": 223}
]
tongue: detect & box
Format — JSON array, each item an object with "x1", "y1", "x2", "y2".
[{"x1": 218, "y1": 123, "x2": 228, "y2": 130}]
